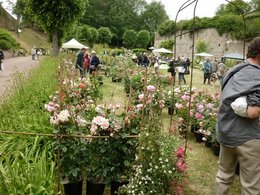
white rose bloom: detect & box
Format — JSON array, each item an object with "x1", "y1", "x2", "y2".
[
  {"x1": 58, "y1": 109, "x2": 70, "y2": 123},
  {"x1": 76, "y1": 115, "x2": 87, "y2": 127}
]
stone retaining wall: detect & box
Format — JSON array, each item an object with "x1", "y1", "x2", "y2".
[{"x1": 154, "y1": 28, "x2": 249, "y2": 60}]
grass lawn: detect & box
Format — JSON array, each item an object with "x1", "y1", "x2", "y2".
[{"x1": 98, "y1": 67, "x2": 240, "y2": 194}]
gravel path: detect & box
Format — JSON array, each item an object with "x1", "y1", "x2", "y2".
[{"x1": 0, "y1": 56, "x2": 39, "y2": 98}]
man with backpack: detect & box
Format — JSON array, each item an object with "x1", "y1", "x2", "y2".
[
  {"x1": 202, "y1": 58, "x2": 212, "y2": 84},
  {"x1": 0, "y1": 49, "x2": 4, "y2": 71},
  {"x1": 215, "y1": 37, "x2": 260, "y2": 195}
]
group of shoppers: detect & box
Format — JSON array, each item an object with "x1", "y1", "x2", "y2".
[{"x1": 76, "y1": 47, "x2": 100, "y2": 78}]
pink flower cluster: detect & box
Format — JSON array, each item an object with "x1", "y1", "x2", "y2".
[
  {"x1": 44, "y1": 102, "x2": 59, "y2": 113},
  {"x1": 90, "y1": 116, "x2": 110, "y2": 135},
  {"x1": 176, "y1": 146, "x2": 187, "y2": 173},
  {"x1": 147, "y1": 85, "x2": 156, "y2": 92}
]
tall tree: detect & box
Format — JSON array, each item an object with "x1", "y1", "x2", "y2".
[
  {"x1": 123, "y1": 29, "x2": 138, "y2": 48},
  {"x1": 136, "y1": 30, "x2": 150, "y2": 48},
  {"x1": 140, "y1": 1, "x2": 168, "y2": 32},
  {"x1": 26, "y1": 0, "x2": 88, "y2": 55},
  {"x1": 216, "y1": 0, "x2": 250, "y2": 15},
  {"x1": 98, "y1": 27, "x2": 112, "y2": 46}
]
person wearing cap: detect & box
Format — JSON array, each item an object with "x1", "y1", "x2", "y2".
[
  {"x1": 89, "y1": 50, "x2": 100, "y2": 75},
  {"x1": 76, "y1": 47, "x2": 87, "y2": 78}
]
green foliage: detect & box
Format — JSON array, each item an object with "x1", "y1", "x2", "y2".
[
  {"x1": 214, "y1": 14, "x2": 243, "y2": 38},
  {"x1": 196, "y1": 39, "x2": 209, "y2": 53},
  {"x1": 140, "y1": 1, "x2": 169, "y2": 32},
  {"x1": 25, "y1": 0, "x2": 88, "y2": 54},
  {"x1": 136, "y1": 30, "x2": 150, "y2": 49},
  {"x1": 27, "y1": 0, "x2": 87, "y2": 31},
  {"x1": 216, "y1": 0, "x2": 250, "y2": 15},
  {"x1": 98, "y1": 27, "x2": 112, "y2": 45},
  {"x1": 246, "y1": 17, "x2": 260, "y2": 39},
  {"x1": 158, "y1": 20, "x2": 176, "y2": 36},
  {"x1": 0, "y1": 57, "x2": 58, "y2": 132},
  {"x1": 0, "y1": 28, "x2": 20, "y2": 50},
  {"x1": 123, "y1": 29, "x2": 137, "y2": 48},
  {"x1": 159, "y1": 39, "x2": 174, "y2": 50},
  {"x1": 111, "y1": 48, "x2": 124, "y2": 56},
  {"x1": 80, "y1": 0, "x2": 168, "y2": 46},
  {"x1": 0, "y1": 136, "x2": 56, "y2": 194},
  {"x1": 132, "y1": 48, "x2": 147, "y2": 54}
]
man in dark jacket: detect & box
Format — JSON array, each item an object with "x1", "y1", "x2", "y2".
[{"x1": 76, "y1": 47, "x2": 87, "y2": 78}]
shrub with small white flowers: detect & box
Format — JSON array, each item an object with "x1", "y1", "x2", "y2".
[{"x1": 119, "y1": 116, "x2": 187, "y2": 195}]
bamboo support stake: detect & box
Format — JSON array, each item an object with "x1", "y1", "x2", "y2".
[{"x1": 0, "y1": 130, "x2": 140, "y2": 138}]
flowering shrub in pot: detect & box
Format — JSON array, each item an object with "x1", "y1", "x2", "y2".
[
  {"x1": 86, "y1": 103, "x2": 139, "y2": 190},
  {"x1": 45, "y1": 76, "x2": 100, "y2": 188}
]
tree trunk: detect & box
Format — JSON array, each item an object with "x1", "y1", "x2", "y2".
[
  {"x1": 17, "y1": 14, "x2": 21, "y2": 38},
  {"x1": 52, "y1": 29, "x2": 60, "y2": 56}
]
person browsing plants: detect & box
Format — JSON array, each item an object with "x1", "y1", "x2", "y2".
[
  {"x1": 215, "y1": 37, "x2": 260, "y2": 195},
  {"x1": 89, "y1": 50, "x2": 100, "y2": 75}
]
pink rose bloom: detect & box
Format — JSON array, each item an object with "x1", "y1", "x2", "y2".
[
  {"x1": 178, "y1": 118, "x2": 184, "y2": 123},
  {"x1": 176, "y1": 159, "x2": 187, "y2": 172},
  {"x1": 107, "y1": 104, "x2": 113, "y2": 110},
  {"x1": 45, "y1": 102, "x2": 56, "y2": 112},
  {"x1": 195, "y1": 112, "x2": 203, "y2": 119},
  {"x1": 197, "y1": 103, "x2": 204, "y2": 112},
  {"x1": 175, "y1": 103, "x2": 183, "y2": 110},
  {"x1": 136, "y1": 104, "x2": 143, "y2": 110},
  {"x1": 189, "y1": 110, "x2": 194, "y2": 116},
  {"x1": 90, "y1": 124, "x2": 98, "y2": 135},
  {"x1": 177, "y1": 185, "x2": 184, "y2": 195},
  {"x1": 147, "y1": 85, "x2": 156, "y2": 92},
  {"x1": 181, "y1": 94, "x2": 189, "y2": 101},
  {"x1": 138, "y1": 94, "x2": 144, "y2": 100},
  {"x1": 177, "y1": 147, "x2": 184, "y2": 158},
  {"x1": 206, "y1": 103, "x2": 213, "y2": 109}
]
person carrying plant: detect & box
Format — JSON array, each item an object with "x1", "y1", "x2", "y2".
[{"x1": 216, "y1": 37, "x2": 260, "y2": 195}]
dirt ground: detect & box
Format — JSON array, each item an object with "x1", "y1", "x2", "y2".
[{"x1": 0, "y1": 56, "x2": 39, "y2": 98}]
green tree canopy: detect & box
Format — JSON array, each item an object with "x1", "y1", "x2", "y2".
[
  {"x1": 25, "y1": 0, "x2": 88, "y2": 55},
  {"x1": 216, "y1": 0, "x2": 250, "y2": 15},
  {"x1": 123, "y1": 29, "x2": 138, "y2": 48},
  {"x1": 196, "y1": 39, "x2": 208, "y2": 53},
  {"x1": 136, "y1": 30, "x2": 150, "y2": 48},
  {"x1": 98, "y1": 27, "x2": 112, "y2": 45},
  {"x1": 141, "y1": 1, "x2": 169, "y2": 32}
]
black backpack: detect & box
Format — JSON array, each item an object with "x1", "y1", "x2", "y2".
[{"x1": 221, "y1": 63, "x2": 253, "y2": 90}]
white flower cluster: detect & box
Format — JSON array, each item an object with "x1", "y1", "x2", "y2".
[
  {"x1": 90, "y1": 116, "x2": 110, "y2": 135},
  {"x1": 50, "y1": 109, "x2": 71, "y2": 125}
]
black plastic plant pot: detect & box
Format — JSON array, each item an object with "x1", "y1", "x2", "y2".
[
  {"x1": 168, "y1": 107, "x2": 174, "y2": 115},
  {"x1": 110, "y1": 180, "x2": 129, "y2": 195},
  {"x1": 64, "y1": 180, "x2": 83, "y2": 195},
  {"x1": 195, "y1": 132, "x2": 203, "y2": 143},
  {"x1": 86, "y1": 180, "x2": 105, "y2": 195}
]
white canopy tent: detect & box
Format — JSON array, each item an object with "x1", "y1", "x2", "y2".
[
  {"x1": 62, "y1": 38, "x2": 88, "y2": 49},
  {"x1": 195, "y1": 52, "x2": 213, "y2": 57},
  {"x1": 153, "y1": 48, "x2": 173, "y2": 54}
]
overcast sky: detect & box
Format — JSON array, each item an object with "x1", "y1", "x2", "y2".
[
  {"x1": 146, "y1": 0, "x2": 250, "y2": 20},
  {"x1": 2, "y1": 0, "x2": 250, "y2": 21}
]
